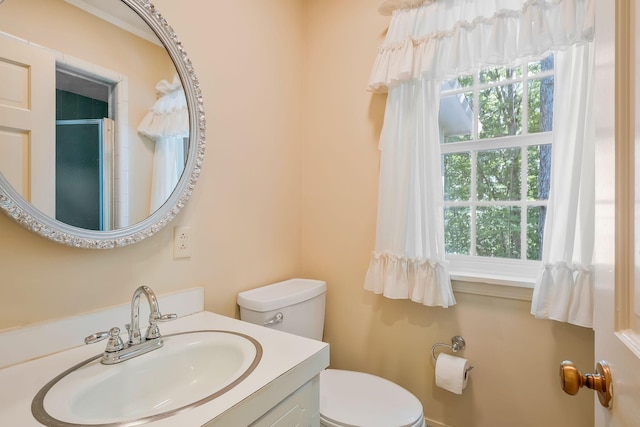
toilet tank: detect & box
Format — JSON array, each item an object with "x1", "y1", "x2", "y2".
[{"x1": 237, "y1": 278, "x2": 326, "y2": 341}]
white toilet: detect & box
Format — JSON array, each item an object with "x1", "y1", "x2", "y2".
[{"x1": 237, "y1": 278, "x2": 425, "y2": 427}]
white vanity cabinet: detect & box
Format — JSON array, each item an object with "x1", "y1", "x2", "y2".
[
  {"x1": 205, "y1": 342, "x2": 326, "y2": 427},
  {"x1": 248, "y1": 377, "x2": 320, "y2": 427}
]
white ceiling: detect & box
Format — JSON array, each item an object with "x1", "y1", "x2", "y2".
[{"x1": 64, "y1": 0, "x2": 162, "y2": 46}]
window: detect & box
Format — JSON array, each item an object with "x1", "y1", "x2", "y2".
[{"x1": 438, "y1": 56, "x2": 554, "y2": 281}]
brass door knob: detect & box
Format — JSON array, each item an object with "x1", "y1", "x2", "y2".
[{"x1": 559, "y1": 360, "x2": 612, "y2": 408}]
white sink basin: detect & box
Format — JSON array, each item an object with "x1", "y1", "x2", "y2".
[{"x1": 32, "y1": 330, "x2": 262, "y2": 426}]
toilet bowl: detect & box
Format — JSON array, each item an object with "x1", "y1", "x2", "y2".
[
  {"x1": 237, "y1": 278, "x2": 425, "y2": 427},
  {"x1": 320, "y1": 369, "x2": 424, "y2": 427}
]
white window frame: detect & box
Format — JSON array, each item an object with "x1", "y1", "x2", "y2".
[{"x1": 440, "y1": 63, "x2": 555, "y2": 292}]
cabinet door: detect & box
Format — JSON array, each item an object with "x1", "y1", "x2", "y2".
[{"x1": 249, "y1": 377, "x2": 320, "y2": 427}]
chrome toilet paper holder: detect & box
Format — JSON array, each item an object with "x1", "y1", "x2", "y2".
[{"x1": 431, "y1": 335, "x2": 474, "y2": 372}]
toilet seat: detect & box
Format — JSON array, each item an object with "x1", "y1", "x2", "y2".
[{"x1": 319, "y1": 369, "x2": 425, "y2": 427}]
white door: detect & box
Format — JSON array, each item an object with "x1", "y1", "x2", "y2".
[
  {"x1": 590, "y1": 0, "x2": 640, "y2": 425},
  {"x1": 0, "y1": 33, "x2": 55, "y2": 217}
]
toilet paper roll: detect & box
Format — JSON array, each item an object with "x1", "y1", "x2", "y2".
[{"x1": 435, "y1": 353, "x2": 470, "y2": 395}]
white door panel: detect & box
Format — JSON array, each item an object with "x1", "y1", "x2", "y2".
[
  {"x1": 0, "y1": 129, "x2": 29, "y2": 197},
  {"x1": 592, "y1": 0, "x2": 640, "y2": 425},
  {"x1": 0, "y1": 34, "x2": 56, "y2": 216}
]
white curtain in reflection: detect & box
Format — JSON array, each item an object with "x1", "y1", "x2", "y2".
[
  {"x1": 138, "y1": 74, "x2": 189, "y2": 213},
  {"x1": 365, "y1": 0, "x2": 594, "y2": 309},
  {"x1": 530, "y1": 43, "x2": 595, "y2": 328}
]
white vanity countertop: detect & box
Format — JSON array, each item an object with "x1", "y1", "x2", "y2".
[{"x1": 0, "y1": 311, "x2": 330, "y2": 426}]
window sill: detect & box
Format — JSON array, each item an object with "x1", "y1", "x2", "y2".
[
  {"x1": 446, "y1": 255, "x2": 538, "y2": 301},
  {"x1": 450, "y1": 272, "x2": 535, "y2": 301}
]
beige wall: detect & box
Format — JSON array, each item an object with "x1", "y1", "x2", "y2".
[{"x1": 0, "y1": 1, "x2": 593, "y2": 426}]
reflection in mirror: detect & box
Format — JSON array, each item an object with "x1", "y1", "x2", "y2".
[
  {"x1": 0, "y1": 0, "x2": 205, "y2": 247},
  {"x1": 1, "y1": 0, "x2": 183, "y2": 230}
]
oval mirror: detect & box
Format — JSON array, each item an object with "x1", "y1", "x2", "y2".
[{"x1": 0, "y1": 0, "x2": 205, "y2": 248}]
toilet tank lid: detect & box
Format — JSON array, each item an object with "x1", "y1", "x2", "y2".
[{"x1": 237, "y1": 278, "x2": 327, "y2": 312}]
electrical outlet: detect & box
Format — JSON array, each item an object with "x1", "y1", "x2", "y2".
[{"x1": 173, "y1": 226, "x2": 192, "y2": 259}]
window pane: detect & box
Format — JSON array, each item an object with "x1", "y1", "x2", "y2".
[
  {"x1": 443, "y1": 153, "x2": 471, "y2": 200},
  {"x1": 441, "y1": 75, "x2": 473, "y2": 92},
  {"x1": 528, "y1": 76, "x2": 554, "y2": 133},
  {"x1": 438, "y1": 58, "x2": 555, "y2": 263},
  {"x1": 476, "y1": 206, "x2": 521, "y2": 259},
  {"x1": 479, "y1": 65, "x2": 522, "y2": 83},
  {"x1": 527, "y1": 206, "x2": 547, "y2": 260},
  {"x1": 457, "y1": 75, "x2": 474, "y2": 88},
  {"x1": 479, "y1": 83, "x2": 523, "y2": 138},
  {"x1": 528, "y1": 54, "x2": 554, "y2": 76},
  {"x1": 439, "y1": 92, "x2": 473, "y2": 143},
  {"x1": 476, "y1": 148, "x2": 521, "y2": 201},
  {"x1": 445, "y1": 207, "x2": 470, "y2": 255},
  {"x1": 527, "y1": 145, "x2": 551, "y2": 200}
]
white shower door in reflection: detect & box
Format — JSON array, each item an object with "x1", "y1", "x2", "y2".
[{"x1": 55, "y1": 118, "x2": 114, "y2": 231}]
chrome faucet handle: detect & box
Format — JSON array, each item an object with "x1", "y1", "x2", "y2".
[
  {"x1": 145, "y1": 312, "x2": 177, "y2": 340},
  {"x1": 125, "y1": 323, "x2": 141, "y2": 345},
  {"x1": 85, "y1": 330, "x2": 109, "y2": 344},
  {"x1": 152, "y1": 312, "x2": 177, "y2": 322},
  {"x1": 85, "y1": 327, "x2": 125, "y2": 353},
  {"x1": 105, "y1": 327, "x2": 125, "y2": 352}
]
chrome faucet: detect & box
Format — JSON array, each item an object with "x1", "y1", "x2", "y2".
[
  {"x1": 128, "y1": 285, "x2": 162, "y2": 345},
  {"x1": 85, "y1": 286, "x2": 177, "y2": 364}
]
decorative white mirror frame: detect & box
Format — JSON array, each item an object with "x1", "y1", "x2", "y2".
[{"x1": 0, "y1": 0, "x2": 206, "y2": 249}]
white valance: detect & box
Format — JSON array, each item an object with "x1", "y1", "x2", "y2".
[
  {"x1": 378, "y1": 0, "x2": 436, "y2": 16},
  {"x1": 138, "y1": 74, "x2": 189, "y2": 140},
  {"x1": 369, "y1": 0, "x2": 594, "y2": 92}
]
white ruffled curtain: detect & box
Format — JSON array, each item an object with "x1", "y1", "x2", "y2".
[
  {"x1": 365, "y1": 0, "x2": 594, "y2": 311},
  {"x1": 364, "y1": 77, "x2": 455, "y2": 307},
  {"x1": 138, "y1": 74, "x2": 189, "y2": 213},
  {"x1": 530, "y1": 42, "x2": 595, "y2": 328}
]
